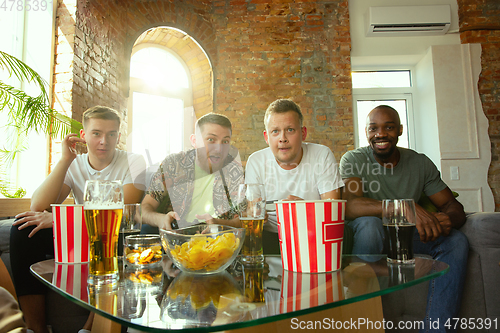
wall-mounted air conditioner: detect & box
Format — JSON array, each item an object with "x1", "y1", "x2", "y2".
[{"x1": 366, "y1": 5, "x2": 451, "y2": 37}]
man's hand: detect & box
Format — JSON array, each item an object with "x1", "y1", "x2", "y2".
[
  {"x1": 415, "y1": 204, "x2": 444, "y2": 243},
  {"x1": 284, "y1": 195, "x2": 303, "y2": 201},
  {"x1": 160, "y1": 257, "x2": 180, "y2": 278},
  {"x1": 433, "y1": 212, "x2": 452, "y2": 236},
  {"x1": 13, "y1": 211, "x2": 53, "y2": 238},
  {"x1": 62, "y1": 133, "x2": 86, "y2": 162},
  {"x1": 158, "y1": 211, "x2": 179, "y2": 230}
]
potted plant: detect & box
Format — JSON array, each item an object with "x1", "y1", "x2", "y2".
[{"x1": 0, "y1": 50, "x2": 81, "y2": 198}]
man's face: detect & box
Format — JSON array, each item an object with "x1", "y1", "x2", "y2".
[
  {"x1": 264, "y1": 111, "x2": 307, "y2": 169},
  {"x1": 191, "y1": 123, "x2": 231, "y2": 173},
  {"x1": 365, "y1": 108, "x2": 402, "y2": 161},
  {"x1": 81, "y1": 118, "x2": 120, "y2": 164}
]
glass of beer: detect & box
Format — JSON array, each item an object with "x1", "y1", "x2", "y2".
[
  {"x1": 237, "y1": 184, "x2": 266, "y2": 264},
  {"x1": 84, "y1": 180, "x2": 124, "y2": 284},
  {"x1": 382, "y1": 199, "x2": 417, "y2": 264},
  {"x1": 243, "y1": 263, "x2": 266, "y2": 303},
  {"x1": 118, "y1": 203, "x2": 142, "y2": 259}
]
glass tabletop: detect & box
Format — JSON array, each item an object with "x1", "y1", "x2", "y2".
[{"x1": 31, "y1": 255, "x2": 448, "y2": 332}]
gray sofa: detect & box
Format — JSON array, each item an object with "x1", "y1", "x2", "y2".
[
  {"x1": 382, "y1": 212, "x2": 500, "y2": 332},
  {"x1": 0, "y1": 218, "x2": 90, "y2": 333}
]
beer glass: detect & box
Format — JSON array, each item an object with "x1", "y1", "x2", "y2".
[
  {"x1": 237, "y1": 184, "x2": 266, "y2": 264},
  {"x1": 243, "y1": 263, "x2": 265, "y2": 303},
  {"x1": 84, "y1": 180, "x2": 124, "y2": 284},
  {"x1": 382, "y1": 199, "x2": 417, "y2": 264},
  {"x1": 118, "y1": 203, "x2": 142, "y2": 259}
]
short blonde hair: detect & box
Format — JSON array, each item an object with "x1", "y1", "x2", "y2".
[
  {"x1": 264, "y1": 99, "x2": 303, "y2": 129},
  {"x1": 82, "y1": 106, "x2": 121, "y2": 129}
]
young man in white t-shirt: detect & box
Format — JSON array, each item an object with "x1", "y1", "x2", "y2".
[
  {"x1": 245, "y1": 99, "x2": 344, "y2": 254},
  {"x1": 10, "y1": 106, "x2": 145, "y2": 333}
]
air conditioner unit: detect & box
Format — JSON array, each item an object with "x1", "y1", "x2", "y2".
[{"x1": 366, "y1": 5, "x2": 451, "y2": 37}]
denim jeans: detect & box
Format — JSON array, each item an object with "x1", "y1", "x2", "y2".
[{"x1": 349, "y1": 216, "x2": 469, "y2": 333}]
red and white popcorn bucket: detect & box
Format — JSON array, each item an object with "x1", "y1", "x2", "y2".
[
  {"x1": 52, "y1": 262, "x2": 89, "y2": 302},
  {"x1": 276, "y1": 200, "x2": 346, "y2": 273},
  {"x1": 51, "y1": 204, "x2": 90, "y2": 263},
  {"x1": 280, "y1": 269, "x2": 344, "y2": 313}
]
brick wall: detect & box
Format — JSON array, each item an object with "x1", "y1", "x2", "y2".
[
  {"x1": 53, "y1": 0, "x2": 353, "y2": 166},
  {"x1": 457, "y1": 0, "x2": 500, "y2": 211}
]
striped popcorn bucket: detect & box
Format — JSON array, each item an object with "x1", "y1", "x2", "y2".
[
  {"x1": 52, "y1": 262, "x2": 89, "y2": 302},
  {"x1": 51, "y1": 204, "x2": 90, "y2": 263},
  {"x1": 280, "y1": 269, "x2": 344, "y2": 313},
  {"x1": 276, "y1": 200, "x2": 346, "y2": 273}
]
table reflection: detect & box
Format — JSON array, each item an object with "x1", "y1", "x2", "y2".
[{"x1": 31, "y1": 255, "x2": 448, "y2": 332}]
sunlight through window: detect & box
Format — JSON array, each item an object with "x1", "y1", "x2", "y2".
[{"x1": 131, "y1": 47, "x2": 189, "y2": 90}]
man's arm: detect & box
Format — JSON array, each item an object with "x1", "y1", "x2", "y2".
[
  {"x1": 428, "y1": 187, "x2": 466, "y2": 232},
  {"x1": 321, "y1": 189, "x2": 341, "y2": 200},
  {"x1": 343, "y1": 177, "x2": 384, "y2": 219},
  {"x1": 14, "y1": 134, "x2": 82, "y2": 237},
  {"x1": 123, "y1": 184, "x2": 144, "y2": 204},
  {"x1": 30, "y1": 133, "x2": 83, "y2": 211},
  {"x1": 141, "y1": 194, "x2": 178, "y2": 230},
  {"x1": 343, "y1": 177, "x2": 444, "y2": 242}
]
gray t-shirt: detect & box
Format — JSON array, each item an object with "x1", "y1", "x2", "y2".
[{"x1": 339, "y1": 146, "x2": 447, "y2": 202}]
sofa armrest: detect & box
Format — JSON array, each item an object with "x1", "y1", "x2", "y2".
[{"x1": 459, "y1": 212, "x2": 500, "y2": 249}]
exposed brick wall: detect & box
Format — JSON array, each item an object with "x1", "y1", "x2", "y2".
[
  {"x1": 54, "y1": 0, "x2": 353, "y2": 167},
  {"x1": 457, "y1": 0, "x2": 500, "y2": 211},
  {"x1": 212, "y1": 1, "x2": 353, "y2": 162},
  {"x1": 51, "y1": 0, "x2": 78, "y2": 169}
]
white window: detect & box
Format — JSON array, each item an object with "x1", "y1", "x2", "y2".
[
  {"x1": 0, "y1": 6, "x2": 56, "y2": 198},
  {"x1": 128, "y1": 44, "x2": 194, "y2": 173},
  {"x1": 352, "y1": 70, "x2": 415, "y2": 149}
]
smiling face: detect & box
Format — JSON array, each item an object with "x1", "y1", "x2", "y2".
[
  {"x1": 365, "y1": 106, "x2": 403, "y2": 164},
  {"x1": 81, "y1": 118, "x2": 121, "y2": 169},
  {"x1": 264, "y1": 111, "x2": 307, "y2": 170},
  {"x1": 191, "y1": 123, "x2": 231, "y2": 173}
]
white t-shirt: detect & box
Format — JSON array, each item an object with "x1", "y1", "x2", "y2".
[
  {"x1": 245, "y1": 142, "x2": 344, "y2": 232},
  {"x1": 64, "y1": 149, "x2": 147, "y2": 204}
]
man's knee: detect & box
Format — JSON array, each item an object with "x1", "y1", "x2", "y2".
[
  {"x1": 447, "y1": 229, "x2": 469, "y2": 258},
  {"x1": 350, "y1": 216, "x2": 384, "y2": 238}
]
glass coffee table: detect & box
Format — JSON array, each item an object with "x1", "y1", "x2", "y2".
[{"x1": 31, "y1": 255, "x2": 448, "y2": 332}]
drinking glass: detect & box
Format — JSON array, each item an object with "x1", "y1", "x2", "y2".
[
  {"x1": 83, "y1": 180, "x2": 124, "y2": 284},
  {"x1": 118, "y1": 203, "x2": 142, "y2": 259},
  {"x1": 382, "y1": 199, "x2": 417, "y2": 264},
  {"x1": 237, "y1": 184, "x2": 266, "y2": 264}
]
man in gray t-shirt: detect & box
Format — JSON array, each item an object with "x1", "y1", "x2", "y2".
[
  {"x1": 340, "y1": 146, "x2": 447, "y2": 203},
  {"x1": 340, "y1": 105, "x2": 468, "y2": 333}
]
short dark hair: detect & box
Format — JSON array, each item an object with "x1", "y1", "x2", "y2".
[
  {"x1": 82, "y1": 106, "x2": 121, "y2": 128},
  {"x1": 264, "y1": 99, "x2": 303, "y2": 128},
  {"x1": 196, "y1": 113, "x2": 232, "y2": 133},
  {"x1": 370, "y1": 105, "x2": 401, "y2": 126}
]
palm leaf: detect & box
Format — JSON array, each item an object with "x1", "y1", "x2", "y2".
[
  {"x1": 0, "y1": 51, "x2": 83, "y2": 198},
  {"x1": 0, "y1": 51, "x2": 82, "y2": 137}
]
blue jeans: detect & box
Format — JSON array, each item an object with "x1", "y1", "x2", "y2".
[{"x1": 349, "y1": 216, "x2": 469, "y2": 333}]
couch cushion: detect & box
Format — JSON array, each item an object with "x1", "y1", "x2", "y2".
[{"x1": 0, "y1": 218, "x2": 15, "y2": 254}]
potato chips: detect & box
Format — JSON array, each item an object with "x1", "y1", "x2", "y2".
[{"x1": 169, "y1": 233, "x2": 240, "y2": 271}]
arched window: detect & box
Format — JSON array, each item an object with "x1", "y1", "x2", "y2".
[{"x1": 128, "y1": 44, "x2": 194, "y2": 171}]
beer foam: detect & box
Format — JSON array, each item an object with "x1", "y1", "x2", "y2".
[{"x1": 84, "y1": 203, "x2": 123, "y2": 210}]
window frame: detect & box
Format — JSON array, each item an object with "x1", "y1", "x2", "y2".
[
  {"x1": 127, "y1": 43, "x2": 195, "y2": 157},
  {"x1": 352, "y1": 69, "x2": 416, "y2": 150}
]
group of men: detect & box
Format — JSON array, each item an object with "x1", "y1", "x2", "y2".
[{"x1": 9, "y1": 100, "x2": 468, "y2": 333}]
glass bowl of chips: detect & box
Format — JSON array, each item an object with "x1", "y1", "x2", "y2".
[
  {"x1": 160, "y1": 271, "x2": 244, "y2": 328},
  {"x1": 160, "y1": 224, "x2": 245, "y2": 275}
]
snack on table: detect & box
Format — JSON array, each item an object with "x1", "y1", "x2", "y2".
[
  {"x1": 127, "y1": 268, "x2": 163, "y2": 285},
  {"x1": 169, "y1": 233, "x2": 240, "y2": 271},
  {"x1": 124, "y1": 234, "x2": 162, "y2": 265},
  {"x1": 166, "y1": 272, "x2": 241, "y2": 309}
]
